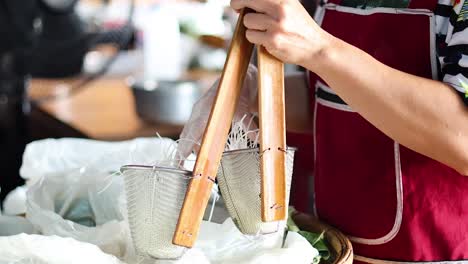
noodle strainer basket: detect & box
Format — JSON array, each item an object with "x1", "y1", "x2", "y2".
[
  {"x1": 121, "y1": 165, "x2": 191, "y2": 260},
  {"x1": 217, "y1": 147, "x2": 296, "y2": 235}
]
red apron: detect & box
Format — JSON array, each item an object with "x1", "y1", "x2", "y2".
[{"x1": 309, "y1": 0, "x2": 468, "y2": 262}]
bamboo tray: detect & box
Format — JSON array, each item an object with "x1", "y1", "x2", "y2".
[{"x1": 292, "y1": 212, "x2": 353, "y2": 264}]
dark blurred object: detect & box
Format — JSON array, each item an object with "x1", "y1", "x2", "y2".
[
  {"x1": 0, "y1": 74, "x2": 29, "y2": 203},
  {"x1": 30, "y1": 0, "x2": 136, "y2": 103},
  {"x1": 0, "y1": 0, "x2": 39, "y2": 203},
  {"x1": 0, "y1": 0, "x2": 136, "y2": 203},
  {"x1": 30, "y1": 1, "x2": 90, "y2": 78},
  {"x1": 302, "y1": 0, "x2": 319, "y2": 16},
  {"x1": 0, "y1": 0, "x2": 38, "y2": 76},
  {"x1": 40, "y1": 0, "x2": 78, "y2": 13},
  {"x1": 30, "y1": 0, "x2": 135, "y2": 78}
]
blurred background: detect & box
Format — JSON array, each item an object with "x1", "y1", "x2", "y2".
[{"x1": 0, "y1": 0, "x2": 316, "y2": 210}]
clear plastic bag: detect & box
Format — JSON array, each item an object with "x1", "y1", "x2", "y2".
[
  {"x1": 26, "y1": 167, "x2": 127, "y2": 257},
  {"x1": 20, "y1": 137, "x2": 178, "y2": 185},
  {"x1": 23, "y1": 137, "x2": 179, "y2": 259}
]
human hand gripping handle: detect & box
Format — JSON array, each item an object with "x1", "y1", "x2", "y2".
[{"x1": 230, "y1": 0, "x2": 335, "y2": 72}]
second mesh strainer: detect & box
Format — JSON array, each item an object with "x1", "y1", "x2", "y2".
[{"x1": 217, "y1": 147, "x2": 296, "y2": 235}]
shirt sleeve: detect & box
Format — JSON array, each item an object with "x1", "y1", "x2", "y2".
[{"x1": 437, "y1": 0, "x2": 468, "y2": 105}]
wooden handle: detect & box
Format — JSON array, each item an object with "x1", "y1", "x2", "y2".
[
  {"x1": 173, "y1": 9, "x2": 254, "y2": 248},
  {"x1": 257, "y1": 46, "x2": 287, "y2": 222}
]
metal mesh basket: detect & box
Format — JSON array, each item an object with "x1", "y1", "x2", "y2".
[
  {"x1": 216, "y1": 147, "x2": 295, "y2": 235},
  {"x1": 121, "y1": 165, "x2": 192, "y2": 260}
]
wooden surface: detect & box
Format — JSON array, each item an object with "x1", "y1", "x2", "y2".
[
  {"x1": 28, "y1": 71, "x2": 218, "y2": 141},
  {"x1": 29, "y1": 78, "x2": 179, "y2": 140},
  {"x1": 258, "y1": 46, "x2": 287, "y2": 222},
  {"x1": 173, "y1": 9, "x2": 254, "y2": 248}
]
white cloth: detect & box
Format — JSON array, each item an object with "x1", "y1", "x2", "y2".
[
  {"x1": 0, "y1": 215, "x2": 35, "y2": 236},
  {"x1": 130, "y1": 218, "x2": 318, "y2": 264},
  {"x1": 3, "y1": 186, "x2": 27, "y2": 216},
  {"x1": 0, "y1": 234, "x2": 124, "y2": 264},
  {"x1": 194, "y1": 218, "x2": 319, "y2": 264}
]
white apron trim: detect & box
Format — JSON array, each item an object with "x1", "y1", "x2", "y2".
[
  {"x1": 429, "y1": 14, "x2": 438, "y2": 80},
  {"x1": 323, "y1": 3, "x2": 433, "y2": 16},
  {"x1": 316, "y1": 80, "x2": 335, "y2": 94},
  {"x1": 312, "y1": 90, "x2": 319, "y2": 218},
  {"x1": 316, "y1": 81, "x2": 355, "y2": 112},
  {"x1": 347, "y1": 142, "x2": 404, "y2": 245},
  {"x1": 313, "y1": 81, "x2": 404, "y2": 245},
  {"x1": 315, "y1": 3, "x2": 438, "y2": 80},
  {"x1": 316, "y1": 98, "x2": 354, "y2": 112},
  {"x1": 314, "y1": 3, "x2": 326, "y2": 26},
  {"x1": 355, "y1": 255, "x2": 468, "y2": 264}
]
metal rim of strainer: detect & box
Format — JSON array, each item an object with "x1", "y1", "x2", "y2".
[
  {"x1": 120, "y1": 146, "x2": 297, "y2": 177},
  {"x1": 221, "y1": 146, "x2": 297, "y2": 157},
  {"x1": 120, "y1": 165, "x2": 193, "y2": 179}
]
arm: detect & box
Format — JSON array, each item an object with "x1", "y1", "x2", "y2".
[
  {"x1": 231, "y1": 0, "x2": 468, "y2": 175},
  {"x1": 311, "y1": 39, "x2": 468, "y2": 175}
]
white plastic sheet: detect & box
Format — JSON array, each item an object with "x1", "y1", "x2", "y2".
[
  {"x1": 0, "y1": 215, "x2": 34, "y2": 236},
  {"x1": 194, "y1": 218, "x2": 319, "y2": 264},
  {"x1": 126, "y1": 218, "x2": 318, "y2": 264},
  {"x1": 3, "y1": 185, "x2": 27, "y2": 216},
  {"x1": 0, "y1": 234, "x2": 124, "y2": 264},
  {"x1": 23, "y1": 137, "x2": 180, "y2": 259}
]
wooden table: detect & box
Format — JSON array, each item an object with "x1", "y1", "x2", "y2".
[{"x1": 28, "y1": 72, "x2": 218, "y2": 141}]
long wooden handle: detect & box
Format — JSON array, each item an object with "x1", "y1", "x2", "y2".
[
  {"x1": 257, "y1": 46, "x2": 287, "y2": 222},
  {"x1": 173, "y1": 9, "x2": 254, "y2": 248}
]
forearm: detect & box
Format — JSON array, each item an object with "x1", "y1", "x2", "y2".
[
  {"x1": 285, "y1": 72, "x2": 313, "y2": 134},
  {"x1": 307, "y1": 37, "x2": 468, "y2": 174}
]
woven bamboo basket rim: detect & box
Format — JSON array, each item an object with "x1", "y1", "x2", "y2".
[{"x1": 291, "y1": 211, "x2": 353, "y2": 264}]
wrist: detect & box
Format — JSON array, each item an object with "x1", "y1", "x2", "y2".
[{"x1": 302, "y1": 34, "x2": 343, "y2": 76}]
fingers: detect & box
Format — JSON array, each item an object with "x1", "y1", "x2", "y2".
[
  {"x1": 243, "y1": 13, "x2": 276, "y2": 31},
  {"x1": 231, "y1": 0, "x2": 283, "y2": 19},
  {"x1": 231, "y1": 0, "x2": 268, "y2": 13},
  {"x1": 231, "y1": 0, "x2": 287, "y2": 47},
  {"x1": 245, "y1": 29, "x2": 269, "y2": 46}
]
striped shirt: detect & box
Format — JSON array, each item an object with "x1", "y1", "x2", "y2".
[{"x1": 436, "y1": 0, "x2": 468, "y2": 105}]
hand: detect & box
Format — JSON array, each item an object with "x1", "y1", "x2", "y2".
[
  {"x1": 176, "y1": 64, "x2": 259, "y2": 160},
  {"x1": 231, "y1": 0, "x2": 334, "y2": 70}
]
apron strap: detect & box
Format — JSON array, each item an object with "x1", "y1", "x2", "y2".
[{"x1": 322, "y1": 0, "x2": 438, "y2": 11}]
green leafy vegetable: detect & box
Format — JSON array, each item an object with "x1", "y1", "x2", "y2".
[
  {"x1": 287, "y1": 207, "x2": 331, "y2": 264},
  {"x1": 297, "y1": 230, "x2": 330, "y2": 261}
]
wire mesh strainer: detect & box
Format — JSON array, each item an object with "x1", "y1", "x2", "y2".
[
  {"x1": 121, "y1": 165, "x2": 191, "y2": 260},
  {"x1": 217, "y1": 147, "x2": 296, "y2": 235}
]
